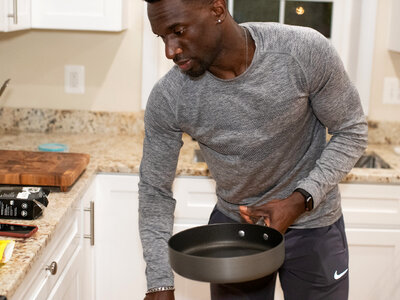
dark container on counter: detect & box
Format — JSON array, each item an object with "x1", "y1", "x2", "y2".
[{"x1": 0, "y1": 187, "x2": 49, "y2": 220}]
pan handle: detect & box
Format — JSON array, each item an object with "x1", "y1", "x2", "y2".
[
  {"x1": 255, "y1": 217, "x2": 266, "y2": 226},
  {"x1": 255, "y1": 218, "x2": 269, "y2": 240}
]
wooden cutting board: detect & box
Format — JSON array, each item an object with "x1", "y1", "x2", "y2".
[{"x1": 0, "y1": 150, "x2": 90, "y2": 192}]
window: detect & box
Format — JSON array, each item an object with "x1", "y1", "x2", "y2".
[
  {"x1": 230, "y1": 0, "x2": 333, "y2": 38},
  {"x1": 232, "y1": 0, "x2": 280, "y2": 23}
]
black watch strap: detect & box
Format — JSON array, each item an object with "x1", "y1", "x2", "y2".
[{"x1": 294, "y1": 188, "x2": 314, "y2": 211}]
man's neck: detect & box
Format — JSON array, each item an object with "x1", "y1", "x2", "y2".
[{"x1": 208, "y1": 22, "x2": 255, "y2": 79}]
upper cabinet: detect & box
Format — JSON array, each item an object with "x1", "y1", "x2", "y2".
[
  {"x1": 0, "y1": 0, "x2": 31, "y2": 32},
  {"x1": 0, "y1": 0, "x2": 129, "y2": 32},
  {"x1": 31, "y1": 0, "x2": 129, "y2": 31},
  {"x1": 388, "y1": 0, "x2": 400, "y2": 52}
]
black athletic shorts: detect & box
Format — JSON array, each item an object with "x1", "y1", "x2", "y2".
[{"x1": 208, "y1": 206, "x2": 349, "y2": 300}]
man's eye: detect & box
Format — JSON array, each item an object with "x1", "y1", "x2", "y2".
[{"x1": 174, "y1": 29, "x2": 185, "y2": 36}]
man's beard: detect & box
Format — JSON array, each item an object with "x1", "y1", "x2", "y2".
[
  {"x1": 184, "y1": 63, "x2": 207, "y2": 77},
  {"x1": 177, "y1": 57, "x2": 210, "y2": 78}
]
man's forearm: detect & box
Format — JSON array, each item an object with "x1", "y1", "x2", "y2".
[
  {"x1": 296, "y1": 116, "x2": 368, "y2": 207},
  {"x1": 139, "y1": 180, "x2": 176, "y2": 289}
]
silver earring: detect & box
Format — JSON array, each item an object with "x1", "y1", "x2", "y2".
[{"x1": 217, "y1": 19, "x2": 222, "y2": 23}]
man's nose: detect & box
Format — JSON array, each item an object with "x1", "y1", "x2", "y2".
[{"x1": 165, "y1": 37, "x2": 183, "y2": 60}]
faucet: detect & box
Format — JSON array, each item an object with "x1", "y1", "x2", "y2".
[{"x1": 0, "y1": 79, "x2": 10, "y2": 97}]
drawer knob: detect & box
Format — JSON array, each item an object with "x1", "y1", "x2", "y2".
[{"x1": 46, "y1": 261, "x2": 58, "y2": 275}]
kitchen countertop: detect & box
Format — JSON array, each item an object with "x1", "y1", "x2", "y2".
[{"x1": 0, "y1": 131, "x2": 399, "y2": 298}]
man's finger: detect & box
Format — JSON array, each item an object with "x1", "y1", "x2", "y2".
[
  {"x1": 239, "y1": 206, "x2": 254, "y2": 223},
  {"x1": 263, "y1": 215, "x2": 271, "y2": 227}
]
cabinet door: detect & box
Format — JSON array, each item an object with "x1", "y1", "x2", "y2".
[
  {"x1": 94, "y1": 175, "x2": 216, "y2": 300},
  {"x1": 47, "y1": 245, "x2": 85, "y2": 300},
  {"x1": 347, "y1": 228, "x2": 400, "y2": 300},
  {"x1": 31, "y1": 0, "x2": 128, "y2": 31},
  {"x1": 340, "y1": 183, "x2": 400, "y2": 300},
  {"x1": 11, "y1": 198, "x2": 83, "y2": 300},
  {"x1": 173, "y1": 176, "x2": 218, "y2": 226},
  {"x1": 94, "y1": 174, "x2": 147, "y2": 300},
  {"x1": 389, "y1": 0, "x2": 400, "y2": 52},
  {"x1": 0, "y1": 0, "x2": 31, "y2": 32},
  {"x1": 171, "y1": 222, "x2": 213, "y2": 300},
  {"x1": 81, "y1": 179, "x2": 97, "y2": 300},
  {"x1": 172, "y1": 176, "x2": 216, "y2": 300},
  {"x1": 340, "y1": 183, "x2": 400, "y2": 227}
]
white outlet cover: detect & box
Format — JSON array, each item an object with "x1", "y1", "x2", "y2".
[
  {"x1": 65, "y1": 65, "x2": 85, "y2": 94},
  {"x1": 383, "y1": 77, "x2": 400, "y2": 104}
]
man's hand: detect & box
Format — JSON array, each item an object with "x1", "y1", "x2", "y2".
[
  {"x1": 144, "y1": 291, "x2": 175, "y2": 300},
  {"x1": 239, "y1": 192, "x2": 306, "y2": 234}
]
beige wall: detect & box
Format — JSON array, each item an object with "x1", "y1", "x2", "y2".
[
  {"x1": 0, "y1": 1, "x2": 144, "y2": 112},
  {"x1": 0, "y1": 0, "x2": 400, "y2": 118},
  {"x1": 368, "y1": 0, "x2": 400, "y2": 121}
]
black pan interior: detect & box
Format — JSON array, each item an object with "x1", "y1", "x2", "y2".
[{"x1": 169, "y1": 223, "x2": 283, "y2": 258}]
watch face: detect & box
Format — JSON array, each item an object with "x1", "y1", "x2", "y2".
[{"x1": 305, "y1": 196, "x2": 313, "y2": 211}]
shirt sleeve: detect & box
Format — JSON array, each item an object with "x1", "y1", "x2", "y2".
[
  {"x1": 138, "y1": 81, "x2": 183, "y2": 289},
  {"x1": 295, "y1": 30, "x2": 368, "y2": 207}
]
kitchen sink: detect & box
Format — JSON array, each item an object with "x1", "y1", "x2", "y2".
[
  {"x1": 354, "y1": 153, "x2": 391, "y2": 169},
  {"x1": 193, "y1": 149, "x2": 205, "y2": 163},
  {"x1": 194, "y1": 150, "x2": 391, "y2": 169}
]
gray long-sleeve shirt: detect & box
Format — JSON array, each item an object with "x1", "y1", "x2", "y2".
[{"x1": 139, "y1": 23, "x2": 368, "y2": 289}]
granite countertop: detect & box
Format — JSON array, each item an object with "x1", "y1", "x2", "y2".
[{"x1": 0, "y1": 131, "x2": 400, "y2": 298}]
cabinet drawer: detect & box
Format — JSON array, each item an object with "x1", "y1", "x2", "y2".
[
  {"x1": 173, "y1": 176, "x2": 217, "y2": 221},
  {"x1": 12, "y1": 206, "x2": 81, "y2": 300},
  {"x1": 173, "y1": 181, "x2": 400, "y2": 228},
  {"x1": 340, "y1": 183, "x2": 400, "y2": 227}
]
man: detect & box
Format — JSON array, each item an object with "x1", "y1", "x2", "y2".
[{"x1": 139, "y1": 0, "x2": 368, "y2": 299}]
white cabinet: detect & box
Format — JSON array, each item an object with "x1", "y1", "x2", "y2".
[
  {"x1": 1, "y1": 0, "x2": 128, "y2": 32},
  {"x1": 170, "y1": 179, "x2": 400, "y2": 300},
  {"x1": 388, "y1": 0, "x2": 400, "y2": 52},
  {"x1": 346, "y1": 229, "x2": 400, "y2": 299},
  {"x1": 0, "y1": 0, "x2": 31, "y2": 32},
  {"x1": 340, "y1": 183, "x2": 400, "y2": 300},
  {"x1": 86, "y1": 174, "x2": 400, "y2": 300},
  {"x1": 90, "y1": 174, "x2": 281, "y2": 300},
  {"x1": 89, "y1": 174, "x2": 217, "y2": 300},
  {"x1": 12, "y1": 194, "x2": 85, "y2": 300},
  {"x1": 93, "y1": 173, "x2": 147, "y2": 300},
  {"x1": 172, "y1": 176, "x2": 217, "y2": 300},
  {"x1": 31, "y1": 0, "x2": 129, "y2": 31},
  {"x1": 81, "y1": 178, "x2": 97, "y2": 300},
  {"x1": 172, "y1": 176, "x2": 285, "y2": 300}
]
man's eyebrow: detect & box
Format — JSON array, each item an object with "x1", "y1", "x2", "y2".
[
  {"x1": 167, "y1": 23, "x2": 181, "y2": 31},
  {"x1": 153, "y1": 22, "x2": 183, "y2": 36}
]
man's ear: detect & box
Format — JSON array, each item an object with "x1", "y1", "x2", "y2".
[{"x1": 211, "y1": 0, "x2": 228, "y2": 23}]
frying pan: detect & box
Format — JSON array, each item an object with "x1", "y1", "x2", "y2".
[{"x1": 168, "y1": 223, "x2": 284, "y2": 283}]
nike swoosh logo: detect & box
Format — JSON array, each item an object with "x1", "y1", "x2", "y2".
[{"x1": 334, "y1": 269, "x2": 348, "y2": 280}]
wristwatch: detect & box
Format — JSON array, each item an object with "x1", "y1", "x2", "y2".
[{"x1": 294, "y1": 188, "x2": 314, "y2": 211}]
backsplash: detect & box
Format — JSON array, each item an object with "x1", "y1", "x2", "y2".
[
  {"x1": 0, "y1": 107, "x2": 399, "y2": 145},
  {"x1": 0, "y1": 107, "x2": 144, "y2": 135}
]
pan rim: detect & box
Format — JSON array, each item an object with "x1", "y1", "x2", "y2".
[
  {"x1": 168, "y1": 223, "x2": 284, "y2": 261},
  {"x1": 168, "y1": 223, "x2": 285, "y2": 283}
]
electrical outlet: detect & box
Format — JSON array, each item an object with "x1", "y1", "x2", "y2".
[
  {"x1": 383, "y1": 77, "x2": 400, "y2": 105},
  {"x1": 65, "y1": 65, "x2": 85, "y2": 94}
]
